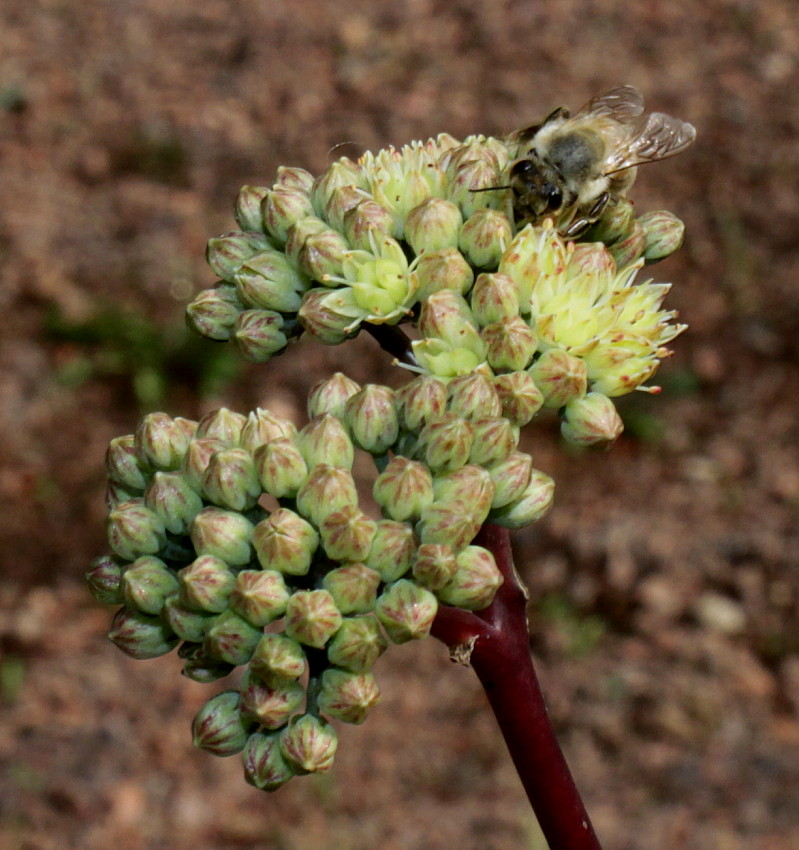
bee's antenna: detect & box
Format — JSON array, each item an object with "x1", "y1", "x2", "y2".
[
  {"x1": 327, "y1": 141, "x2": 364, "y2": 160},
  {"x1": 470, "y1": 185, "x2": 511, "y2": 193}
]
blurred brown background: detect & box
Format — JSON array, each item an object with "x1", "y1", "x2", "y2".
[{"x1": 1, "y1": 1, "x2": 798, "y2": 848}]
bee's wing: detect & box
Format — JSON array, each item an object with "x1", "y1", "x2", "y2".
[
  {"x1": 604, "y1": 112, "x2": 696, "y2": 173},
  {"x1": 574, "y1": 85, "x2": 645, "y2": 123}
]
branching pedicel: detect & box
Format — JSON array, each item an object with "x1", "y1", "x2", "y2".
[{"x1": 88, "y1": 98, "x2": 692, "y2": 849}]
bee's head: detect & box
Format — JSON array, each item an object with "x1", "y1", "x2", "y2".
[{"x1": 509, "y1": 159, "x2": 564, "y2": 218}]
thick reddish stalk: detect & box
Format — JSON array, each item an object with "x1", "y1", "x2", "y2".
[{"x1": 432, "y1": 524, "x2": 603, "y2": 850}]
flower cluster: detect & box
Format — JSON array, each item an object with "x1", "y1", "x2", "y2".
[{"x1": 87, "y1": 371, "x2": 553, "y2": 790}]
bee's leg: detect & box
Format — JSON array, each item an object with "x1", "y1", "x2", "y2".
[{"x1": 563, "y1": 192, "x2": 610, "y2": 238}]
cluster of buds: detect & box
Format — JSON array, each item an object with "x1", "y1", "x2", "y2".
[
  {"x1": 88, "y1": 375, "x2": 553, "y2": 790},
  {"x1": 186, "y1": 133, "x2": 686, "y2": 445}
]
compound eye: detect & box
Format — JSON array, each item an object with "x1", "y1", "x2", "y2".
[
  {"x1": 545, "y1": 184, "x2": 563, "y2": 211},
  {"x1": 510, "y1": 159, "x2": 536, "y2": 177}
]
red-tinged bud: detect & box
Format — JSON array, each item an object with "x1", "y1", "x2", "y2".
[
  {"x1": 488, "y1": 450, "x2": 533, "y2": 509},
  {"x1": 447, "y1": 158, "x2": 505, "y2": 218},
  {"x1": 322, "y1": 564, "x2": 381, "y2": 615},
  {"x1": 412, "y1": 247, "x2": 474, "y2": 302},
  {"x1": 320, "y1": 505, "x2": 377, "y2": 562},
  {"x1": 489, "y1": 469, "x2": 555, "y2": 529},
  {"x1": 432, "y1": 465, "x2": 494, "y2": 522},
  {"x1": 417, "y1": 414, "x2": 474, "y2": 473},
  {"x1": 446, "y1": 372, "x2": 502, "y2": 420},
  {"x1": 299, "y1": 227, "x2": 349, "y2": 282},
  {"x1": 206, "y1": 231, "x2": 275, "y2": 281},
  {"x1": 482, "y1": 317, "x2": 538, "y2": 372},
  {"x1": 493, "y1": 370, "x2": 545, "y2": 426},
  {"x1": 416, "y1": 499, "x2": 483, "y2": 552},
  {"x1": 195, "y1": 408, "x2": 247, "y2": 446},
  {"x1": 437, "y1": 545, "x2": 503, "y2": 610},
  {"x1": 638, "y1": 209, "x2": 686, "y2": 263},
  {"x1": 326, "y1": 616, "x2": 387, "y2": 672},
  {"x1": 239, "y1": 671, "x2": 305, "y2": 729},
  {"x1": 458, "y1": 208, "x2": 513, "y2": 269},
  {"x1": 234, "y1": 309, "x2": 289, "y2": 362},
  {"x1": 297, "y1": 414, "x2": 354, "y2": 470},
  {"x1": 279, "y1": 714, "x2": 338, "y2": 774},
  {"x1": 404, "y1": 198, "x2": 463, "y2": 256},
  {"x1": 395, "y1": 375, "x2": 448, "y2": 431},
  {"x1": 86, "y1": 554, "x2": 125, "y2": 605},
  {"x1": 608, "y1": 222, "x2": 647, "y2": 270},
  {"x1": 470, "y1": 273, "x2": 520, "y2": 326},
  {"x1": 201, "y1": 447, "x2": 261, "y2": 512},
  {"x1": 162, "y1": 594, "x2": 213, "y2": 643},
  {"x1": 295, "y1": 464, "x2": 358, "y2": 528},
  {"x1": 344, "y1": 385, "x2": 399, "y2": 455},
  {"x1": 250, "y1": 634, "x2": 307, "y2": 683},
  {"x1": 107, "y1": 500, "x2": 167, "y2": 561},
  {"x1": 239, "y1": 408, "x2": 297, "y2": 453},
  {"x1": 318, "y1": 668, "x2": 380, "y2": 724},
  {"x1": 106, "y1": 434, "x2": 148, "y2": 491},
  {"x1": 560, "y1": 391, "x2": 624, "y2": 446},
  {"x1": 189, "y1": 507, "x2": 254, "y2": 566},
  {"x1": 135, "y1": 412, "x2": 192, "y2": 471},
  {"x1": 274, "y1": 166, "x2": 314, "y2": 193},
  {"x1": 263, "y1": 186, "x2": 315, "y2": 243},
  {"x1": 284, "y1": 216, "x2": 330, "y2": 266},
  {"x1": 469, "y1": 416, "x2": 519, "y2": 467},
  {"x1": 192, "y1": 690, "x2": 253, "y2": 756},
  {"x1": 235, "y1": 251, "x2": 309, "y2": 312},
  {"x1": 417, "y1": 290, "x2": 479, "y2": 347},
  {"x1": 307, "y1": 373, "x2": 362, "y2": 420},
  {"x1": 181, "y1": 437, "x2": 228, "y2": 492},
  {"x1": 411, "y1": 542, "x2": 458, "y2": 590},
  {"x1": 229, "y1": 569, "x2": 289, "y2": 626},
  {"x1": 203, "y1": 609, "x2": 263, "y2": 666},
  {"x1": 364, "y1": 520, "x2": 417, "y2": 582},
  {"x1": 234, "y1": 185, "x2": 270, "y2": 233},
  {"x1": 108, "y1": 606, "x2": 178, "y2": 659},
  {"x1": 312, "y1": 158, "x2": 367, "y2": 215},
  {"x1": 243, "y1": 730, "x2": 297, "y2": 791},
  {"x1": 178, "y1": 555, "x2": 236, "y2": 613},
  {"x1": 252, "y1": 509, "x2": 319, "y2": 576},
  {"x1": 253, "y1": 438, "x2": 309, "y2": 499},
  {"x1": 373, "y1": 456, "x2": 434, "y2": 523},
  {"x1": 105, "y1": 478, "x2": 140, "y2": 510},
  {"x1": 121, "y1": 555, "x2": 178, "y2": 615},
  {"x1": 186, "y1": 285, "x2": 245, "y2": 341},
  {"x1": 298, "y1": 287, "x2": 362, "y2": 345},
  {"x1": 144, "y1": 471, "x2": 203, "y2": 534},
  {"x1": 375, "y1": 579, "x2": 438, "y2": 643},
  {"x1": 284, "y1": 589, "x2": 343, "y2": 648},
  {"x1": 586, "y1": 197, "x2": 635, "y2": 244},
  {"x1": 529, "y1": 349, "x2": 588, "y2": 409},
  {"x1": 180, "y1": 646, "x2": 235, "y2": 683},
  {"x1": 341, "y1": 198, "x2": 394, "y2": 250}
]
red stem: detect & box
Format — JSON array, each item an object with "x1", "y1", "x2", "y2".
[{"x1": 432, "y1": 524, "x2": 603, "y2": 850}]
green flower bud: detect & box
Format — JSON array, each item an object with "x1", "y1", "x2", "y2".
[
  {"x1": 106, "y1": 434, "x2": 148, "y2": 491},
  {"x1": 417, "y1": 414, "x2": 474, "y2": 474},
  {"x1": 375, "y1": 579, "x2": 438, "y2": 643},
  {"x1": 470, "y1": 272, "x2": 521, "y2": 326},
  {"x1": 322, "y1": 564, "x2": 381, "y2": 615},
  {"x1": 344, "y1": 384, "x2": 399, "y2": 455},
  {"x1": 458, "y1": 208, "x2": 513, "y2": 269},
  {"x1": 490, "y1": 469, "x2": 555, "y2": 529},
  {"x1": 296, "y1": 464, "x2": 358, "y2": 528},
  {"x1": 192, "y1": 690, "x2": 252, "y2": 756},
  {"x1": 196, "y1": 408, "x2": 247, "y2": 446},
  {"x1": 105, "y1": 478, "x2": 141, "y2": 510},
  {"x1": 252, "y1": 509, "x2": 319, "y2": 576},
  {"x1": 416, "y1": 499, "x2": 483, "y2": 551},
  {"x1": 482, "y1": 317, "x2": 538, "y2": 372},
  {"x1": 144, "y1": 471, "x2": 203, "y2": 534},
  {"x1": 284, "y1": 216, "x2": 330, "y2": 267},
  {"x1": 279, "y1": 714, "x2": 338, "y2": 774},
  {"x1": 240, "y1": 671, "x2": 305, "y2": 729},
  {"x1": 312, "y1": 158, "x2": 367, "y2": 215},
  {"x1": 364, "y1": 520, "x2": 417, "y2": 582},
  {"x1": 468, "y1": 416, "x2": 519, "y2": 467},
  {"x1": 638, "y1": 210, "x2": 686, "y2": 263},
  {"x1": 326, "y1": 616, "x2": 387, "y2": 672},
  {"x1": 234, "y1": 185, "x2": 270, "y2": 232},
  {"x1": 180, "y1": 437, "x2": 227, "y2": 491},
  {"x1": 395, "y1": 375, "x2": 447, "y2": 431},
  {"x1": 180, "y1": 645, "x2": 235, "y2": 683},
  {"x1": 307, "y1": 372, "x2": 362, "y2": 420},
  {"x1": 189, "y1": 507, "x2": 254, "y2": 566},
  {"x1": 341, "y1": 198, "x2": 394, "y2": 250},
  {"x1": 567, "y1": 241, "x2": 617, "y2": 279},
  {"x1": 318, "y1": 668, "x2": 380, "y2": 724},
  {"x1": 121, "y1": 555, "x2": 179, "y2": 615},
  {"x1": 447, "y1": 158, "x2": 505, "y2": 218},
  {"x1": 178, "y1": 555, "x2": 236, "y2": 613},
  {"x1": 206, "y1": 231, "x2": 274, "y2": 281},
  {"x1": 135, "y1": 412, "x2": 191, "y2": 471},
  {"x1": 584, "y1": 197, "x2": 635, "y2": 244},
  {"x1": 85, "y1": 554, "x2": 125, "y2": 605},
  {"x1": 201, "y1": 447, "x2": 261, "y2": 512},
  {"x1": 234, "y1": 309, "x2": 289, "y2": 362},
  {"x1": 487, "y1": 451, "x2": 533, "y2": 509},
  {"x1": 560, "y1": 391, "x2": 624, "y2": 446},
  {"x1": 608, "y1": 222, "x2": 647, "y2": 270},
  {"x1": 235, "y1": 251, "x2": 309, "y2": 312},
  {"x1": 274, "y1": 165, "x2": 314, "y2": 193},
  {"x1": 108, "y1": 500, "x2": 167, "y2": 561},
  {"x1": 108, "y1": 606, "x2": 178, "y2": 659},
  {"x1": 411, "y1": 542, "x2": 458, "y2": 590},
  {"x1": 299, "y1": 227, "x2": 349, "y2": 282},
  {"x1": 263, "y1": 186, "x2": 315, "y2": 243},
  {"x1": 446, "y1": 373, "x2": 502, "y2": 420},
  {"x1": 411, "y1": 247, "x2": 474, "y2": 302},
  {"x1": 493, "y1": 371, "x2": 545, "y2": 426},
  {"x1": 437, "y1": 545, "x2": 503, "y2": 610},
  {"x1": 320, "y1": 505, "x2": 377, "y2": 562},
  {"x1": 404, "y1": 198, "x2": 463, "y2": 256},
  {"x1": 284, "y1": 589, "x2": 343, "y2": 648},
  {"x1": 529, "y1": 349, "x2": 588, "y2": 409},
  {"x1": 250, "y1": 634, "x2": 307, "y2": 683},
  {"x1": 298, "y1": 287, "x2": 362, "y2": 345},
  {"x1": 186, "y1": 285, "x2": 245, "y2": 341},
  {"x1": 296, "y1": 414, "x2": 354, "y2": 470},
  {"x1": 229, "y1": 569, "x2": 289, "y2": 626},
  {"x1": 413, "y1": 324, "x2": 486, "y2": 379},
  {"x1": 239, "y1": 408, "x2": 298, "y2": 454},
  {"x1": 162, "y1": 594, "x2": 212, "y2": 643},
  {"x1": 203, "y1": 609, "x2": 263, "y2": 666},
  {"x1": 243, "y1": 730, "x2": 296, "y2": 791},
  {"x1": 373, "y1": 456, "x2": 434, "y2": 522},
  {"x1": 432, "y1": 465, "x2": 494, "y2": 522},
  {"x1": 253, "y1": 438, "x2": 308, "y2": 499},
  {"x1": 418, "y1": 290, "x2": 480, "y2": 348}
]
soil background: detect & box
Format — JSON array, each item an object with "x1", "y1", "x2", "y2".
[{"x1": 1, "y1": 2, "x2": 798, "y2": 849}]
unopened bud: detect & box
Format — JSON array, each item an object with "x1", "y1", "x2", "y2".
[
  {"x1": 487, "y1": 450, "x2": 533, "y2": 509},
  {"x1": 106, "y1": 435, "x2": 148, "y2": 491},
  {"x1": 243, "y1": 731, "x2": 296, "y2": 791},
  {"x1": 108, "y1": 500, "x2": 166, "y2": 560},
  {"x1": 375, "y1": 579, "x2": 438, "y2": 643},
  {"x1": 418, "y1": 290, "x2": 480, "y2": 348},
  {"x1": 192, "y1": 690, "x2": 252, "y2": 756},
  {"x1": 239, "y1": 408, "x2": 297, "y2": 454},
  {"x1": 638, "y1": 210, "x2": 686, "y2": 263},
  {"x1": 86, "y1": 554, "x2": 125, "y2": 605},
  {"x1": 608, "y1": 222, "x2": 647, "y2": 269},
  {"x1": 144, "y1": 471, "x2": 203, "y2": 534},
  {"x1": 395, "y1": 375, "x2": 447, "y2": 431},
  {"x1": 322, "y1": 564, "x2": 381, "y2": 615},
  {"x1": 560, "y1": 392, "x2": 624, "y2": 446},
  {"x1": 326, "y1": 616, "x2": 387, "y2": 672},
  {"x1": 372, "y1": 456, "x2": 434, "y2": 523},
  {"x1": 432, "y1": 465, "x2": 494, "y2": 522},
  {"x1": 296, "y1": 464, "x2": 358, "y2": 528},
  {"x1": 274, "y1": 165, "x2": 314, "y2": 193},
  {"x1": 207, "y1": 231, "x2": 274, "y2": 281},
  {"x1": 284, "y1": 589, "x2": 343, "y2": 648},
  {"x1": 364, "y1": 520, "x2": 417, "y2": 582},
  {"x1": 412, "y1": 247, "x2": 474, "y2": 301},
  {"x1": 299, "y1": 227, "x2": 349, "y2": 282},
  {"x1": 446, "y1": 372, "x2": 502, "y2": 420},
  {"x1": 189, "y1": 507, "x2": 254, "y2": 566},
  {"x1": 108, "y1": 606, "x2": 178, "y2": 659},
  {"x1": 411, "y1": 543, "x2": 458, "y2": 590},
  {"x1": 341, "y1": 198, "x2": 394, "y2": 250},
  {"x1": 135, "y1": 413, "x2": 191, "y2": 471},
  {"x1": 470, "y1": 272, "x2": 521, "y2": 326},
  {"x1": 417, "y1": 500, "x2": 482, "y2": 551},
  {"x1": 404, "y1": 198, "x2": 463, "y2": 256},
  {"x1": 469, "y1": 416, "x2": 519, "y2": 467},
  {"x1": 320, "y1": 505, "x2": 377, "y2": 562},
  {"x1": 162, "y1": 594, "x2": 212, "y2": 643},
  {"x1": 186, "y1": 285, "x2": 245, "y2": 341},
  {"x1": 493, "y1": 371, "x2": 545, "y2": 426},
  {"x1": 298, "y1": 287, "x2": 362, "y2": 345},
  {"x1": 585, "y1": 197, "x2": 635, "y2": 244},
  {"x1": 203, "y1": 609, "x2": 263, "y2": 666},
  {"x1": 253, "y1": 438, "x2": 308, "y2": 499},
  {"x1": 490, "y1": 469, "x2": 555, "y2": 529},
  {"x1": 437, "y1": 545, "x2": 503, "y2": 610},
  {"x1": 252, "y1": 508, "x2": 319, "y2": 576},
  {"x1": 279, "y1": 714, "x2": 338, "y2": 774},
  {"x1": 180, "y1": 437, "x2": 227, "y2": 491},
  {"x1": 297, "y1": 414, "x2": 354, "y2": 470},
  {"x1": 178, "y1": 555, "x2": 236, "y2": 613},
  {"x1": 529, "y1": 349, "x2": 588, "y2": 409},
  {"x1": 234, "y1": 185, "x2": 270, "y2": 233},
  {"x1": 250, "y1": 634, "x2": 307, "y2": 683},
  {"x1": 312, "y1": 158, "x2": 367, "y2": 214},
  {"x1": 201, "y1": 447, "x2": 261, "y2": 512},
  {"x1": 458, "y1": 208, "x2": 513, "y2": 269},
  {"x1": 284, "y1": 216, "x2": 330, "y2": 266},
  {"x1": 318, "y1": 668, "x2": 380, "y2": 724},
  {"x1": 417, "y1": 414, "x2": 474, "y2": 473},
  {"x1": 263, "y1": 186, "x2": 315, "y2": 243},
  {"x1": 121, "y1": 555, "x2": 178, "y2": 615},
  {"x1": 234, "y1": 309, "x2": 289, "y2": 362},
  {"x1": 344, "y1": 385, "x2": 399, "y2": 455},
  {"x1": 196, "y1": 408, "x2": 247, "y2": 446},
  {"x1": 447, "y1": 158, "x2": 505, "y2": 218},
  {"x1": 307, "y1": 373, "x2": 362, "y2": 420},
  {"x1": 482, "y1": 317, "x2": 538, "y2": 372},
  {"x1": 240, "y1": 672, "x2": 305, "y2": 729},
  {"x1": 229, "y1": 569, "x2": 289, "y2": 626},
  {"x1": 235, "y1": 251, "x2": 309, "y2": 312}
]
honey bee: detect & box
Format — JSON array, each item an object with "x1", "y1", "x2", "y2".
[{"x1": 505, "y1": 85, "x2": 696, "y2": 237}]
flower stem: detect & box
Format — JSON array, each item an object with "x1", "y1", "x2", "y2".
[{"x1": 432, "y1": 524, "x2": 603, "y2": 850}]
